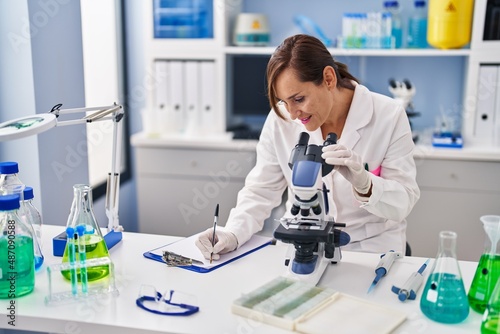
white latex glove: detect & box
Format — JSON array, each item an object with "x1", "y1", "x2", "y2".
[
  {"x1": 195, "y1": 227, "x2": 238, "y2": 261},
  {"x1": 321, "y1": 144, "x2": 372, "y2": 195}
]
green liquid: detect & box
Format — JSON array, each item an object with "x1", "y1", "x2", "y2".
[
  {"x1": 0, "y1": 236, "x2": 35, "y2": 299},
  {"x1": 420, "y1": 272, "x2": 469, "y2": 324},
  {"x1": 469, "y1": 254, "x2": 500, "y2": 313},
  {"x1": 61, "y1": 235, "x2": 110, "y2": 282},
  {"x1": 482, "y1": 315, "x2": 499, "y2": 334}
]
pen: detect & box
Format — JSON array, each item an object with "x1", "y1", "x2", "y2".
[{"x1": 210, "y1": 204, "x2": 219, "y2": 264}]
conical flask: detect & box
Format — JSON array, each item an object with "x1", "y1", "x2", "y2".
[
  {"x1": 469, "y1": 215, "x2": 500, "y2": 313},
  {"x1": 482, "y1": 277, "x2": 500, "y2": 333},
  {"x1": 420, "y1": 231, "x2": 469, "y2": 323},
  {"x1": 61, "y1": 184, "x2": 110, "y2": 282}
]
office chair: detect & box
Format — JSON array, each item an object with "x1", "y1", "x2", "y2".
[{"x1": 405, "y1": 242, "x2": 412, "y2": 256}]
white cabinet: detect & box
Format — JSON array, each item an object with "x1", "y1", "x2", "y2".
[
  {"x1": 407, "y1": 148, "x2": 500, "y2": 261},
  {"x1": 132, "y1": 134, "x2": 257, "y2": 236}
]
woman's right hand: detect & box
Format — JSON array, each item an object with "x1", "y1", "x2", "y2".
[{"x1": 195, "y1": 228, "x2": 238, "y2": 261}]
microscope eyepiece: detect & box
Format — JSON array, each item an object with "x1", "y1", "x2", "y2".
[{"x1": 297, "y1": 132, "x2": 310, "y2": 146}]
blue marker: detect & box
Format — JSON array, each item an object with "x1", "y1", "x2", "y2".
[
  {"x1": 76, "y1": 225, "x2": 88, "y2": 294},
  {"x1": 391, "y1": 259, "x2": 430, "y2": 301},
  {"x1": 66, "y1": 227, "x2": 78, "y2": 296}
]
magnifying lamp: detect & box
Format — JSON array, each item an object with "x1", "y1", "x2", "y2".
[{"x1": 0, "y1": 103, "x2": 125, "y2": 256}]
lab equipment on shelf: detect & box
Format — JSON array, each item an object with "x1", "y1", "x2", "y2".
[
  {"x1": 407, "y1": 0, "x2": 428, "y2": 48},
  {"x1": 420, "y1": 231, "x2": 469, "y2": 324},
  {"x1": 468, "y1": 215, "x2": 500, "y2": 313},
  {"x1": 61, "y1": 184, "x2": 111, "y2": 282},
  {"x1": 339, "y1": 12, "x2": 393, "y2": 49},
  {"x1": 427, "y1": 0, "x2": 474, "y2": 49},
  {"x1": 233, "y1": 13, "x2": 270, "y2": 46},
  {"x1": 0, "y1": 194, "x2": 35, "y2": 299},
  {"x1": 383, "y1": 0, "x2": 403, "y2": 48},
  {"x1": 153, "y1": 0, "x2": 213, "y2": 39}
]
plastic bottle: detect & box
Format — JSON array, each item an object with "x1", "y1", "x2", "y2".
[
  {"x1": 61, "y1": 184, "x2": 110, "y2": 282},
  {"x1": 383, "y1": 1, "x2": 403, "y2": 48},
  {"x1": 407, "y1": 0, "x2": 428, "y2": 48},
  {"x1": 0, "y1": 194, "x2": 35, "y2": 299},
  {"x1": 427, "y1": 0, "x2": 474, "y2": 49},
  {"x1": 420, "y1": 231, "x2": 469, "y2": 323},
  {"x1": 22, "y1": 186, "x2": 44, "y2": 271},
  {"x1": 482, "y1": 278, "x2": 500, "y2": 333},
  {"x1": 468, "y1": 215, "x2": 500, "y2": 313},
  {"x1": 0, "y1": 161, "x2": 24, "y2": 195}
]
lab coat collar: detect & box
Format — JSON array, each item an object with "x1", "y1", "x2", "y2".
[{"x1": 338, "y1": 83, "x2": 373, "y2": 149}]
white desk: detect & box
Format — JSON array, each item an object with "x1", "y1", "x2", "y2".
[{"x1": 0, "y1": 225, "x2": 482, "y2": 334}]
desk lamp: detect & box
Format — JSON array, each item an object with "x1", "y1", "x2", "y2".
[{"x1": 0, "y1": 103, "x2": 125, "y2": 256}]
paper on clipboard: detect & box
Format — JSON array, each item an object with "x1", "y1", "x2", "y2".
[{"x1": 144, "y1": 232, "x2": 273, "y2": 273}]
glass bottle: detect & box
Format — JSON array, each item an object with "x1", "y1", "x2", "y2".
[
  {"x1": 61, "y1": 184, "x2": 110, "y2": 282},
  {"x1": 420, "y1": 231, "x2": 469, "y2": 323},
  {"x1": 469, "y1": 215, "x2": 500, "y2": 313},
  {"x1": 0, "y1": 194, "x2": 35, "y2": 299},
  {"x1": 0, "y1": 161, "x2": 24, "y2": 195},
  {"x1": 22, "y1": 186, "x2": 44, "y2": 271},
  {"x1": 482, "y1": 278, "x2": 500, "y2": 334}
]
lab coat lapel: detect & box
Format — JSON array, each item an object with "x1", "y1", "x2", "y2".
[{"x1": 339, "y1": 84, "x2": 373, "y2": 150}]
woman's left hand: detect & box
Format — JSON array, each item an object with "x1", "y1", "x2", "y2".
[{"x1": 322, "y1": 144, "x2": 372, "y2": 195}]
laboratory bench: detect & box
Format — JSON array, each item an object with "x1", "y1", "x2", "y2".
[{"x1": 0, "y1": 225, "x2": 484, "y2": 333}]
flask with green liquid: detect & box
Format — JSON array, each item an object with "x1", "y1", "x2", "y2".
[
  {"x1": 420, "y1": 231, "x2": 469, "y2": 323},
  {"x1": 482, "y1": 278, "x2": 500, "y2": 333},
  {"x1": 469, "y1": 215, "x2": 500, "y2": 314},
  {"x1": 61, "y1": 184, "x2": 110, "y2": 282}
]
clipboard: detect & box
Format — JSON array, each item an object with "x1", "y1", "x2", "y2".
[{"x1": 143, "y1": 233, "x2": 273, "y2": 273}]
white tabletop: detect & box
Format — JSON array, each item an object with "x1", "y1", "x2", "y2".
[{"x1": 0, "y1": 225, "x2": 482, "y2": 334}]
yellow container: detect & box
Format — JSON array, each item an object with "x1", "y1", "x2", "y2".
[{"x1": 427, "y1": 0, "x2": 474, "y2": 49}]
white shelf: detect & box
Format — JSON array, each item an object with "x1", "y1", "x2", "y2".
[{"x1": 224, "y1": 46, "x2": 471, "y2": 57}]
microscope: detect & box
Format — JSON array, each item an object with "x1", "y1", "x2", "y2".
[{"x1": 273, "y1": 132, "x2": 350, "y2": 285}]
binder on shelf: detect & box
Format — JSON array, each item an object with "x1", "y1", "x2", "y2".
[
  {"x1": 200, "y1": 60, "x2": 217, "y2": 135},
  {"x1": 153, "y1": 60, "x2": 170, "y2": 134},
  {"x1": 495, "y1": 65, "x2": 500, "y2": 147},
  {"x1": 143, "y1": 232, "x2": 272, "y2": 273},
  {"x1": 474, "y1": 65, "x2": 498, "y2": 145},
  {"x1": 168, "y1": 60, "x2": 186, "y2": 134},
  {"x1": 184, "y1": 61, "x2": 201, "y2": 137}
]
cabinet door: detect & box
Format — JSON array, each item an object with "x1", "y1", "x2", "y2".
[{"x1": 137, "y1": 177, "x2": 248, "y2": 237}]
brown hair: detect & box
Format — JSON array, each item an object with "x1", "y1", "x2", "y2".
[{"x1": 266, "y1": 34, "x2": 359, "y2": 119}]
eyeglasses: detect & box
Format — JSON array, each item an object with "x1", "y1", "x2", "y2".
[{"x1": 136, "y1": 285, "x2": 199, "y2": 316}]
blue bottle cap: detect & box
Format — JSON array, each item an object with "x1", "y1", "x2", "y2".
[
  {"x1": 0, "y1": 161, "x2": 19, "y2": 174},
  {"x1": 415, "y1": 0, "x2": 425, "y2": 7},
  {"x1": 0, "y1": 194, "x2": 21, "y2": 211},
  {"x1": 23, "y1": 186, "x2": 34, "y2": 200}
]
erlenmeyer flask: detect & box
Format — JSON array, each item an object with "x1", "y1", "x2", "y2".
[
  {"x1": 61, "y1": 184, "x2": 110, "y2": 282},
  {"x1": 420, "y1": 231, "x2": 469, "y2": 323},
  {"x1": 482, "y1": 278, "x2": 500, "y2": 333},
  {"x1": 469, "y1": 215, "x2": 500, "y2": 313}
]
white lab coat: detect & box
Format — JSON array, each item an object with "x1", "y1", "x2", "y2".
[{"x1": 225, "y1": 83, "x2": 420, "y2": 253}]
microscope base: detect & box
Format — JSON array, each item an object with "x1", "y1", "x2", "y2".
[{"x1": 282, "y1": 246, "x2": 342, "y2": 286}]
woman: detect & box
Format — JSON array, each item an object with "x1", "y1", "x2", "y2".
[{"x1": 196, "y1": 34, "x2": 420, "y2": 260}]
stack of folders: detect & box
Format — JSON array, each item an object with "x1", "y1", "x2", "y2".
[{"x1": 232, "y1": 277, "x2": 407, "y2": 334}]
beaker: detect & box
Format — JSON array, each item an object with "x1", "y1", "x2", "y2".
[
  {"x1": 420, "y1": 231, "x2": 469, "y2": 323},
  {"x1": 61, "y1": 184, "x2": 110, "y2": 282},
  {"x1": 482, "y1": 278, "x2": 500, "y2": 333},
  {"x1": 469, "y1": 215, "x2": 500, "y2": 313}
]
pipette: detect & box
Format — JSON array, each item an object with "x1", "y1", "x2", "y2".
[
  {"x1": 391, "y1": 259, "x2": 430, "y2": 301},
  {"x1": 65, "y1": 227, "x2": 78, "y2": 296},
  {"x1": 367, "y1": 250, "x2": 403, "y2": 294},
  {"x1": 76, "y1": 225, "x2": 88, "y2": 294}
]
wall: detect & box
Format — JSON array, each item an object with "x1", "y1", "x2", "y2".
[{"x1": 0, "y1": 0, "x2": 139, "y2": 234}]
